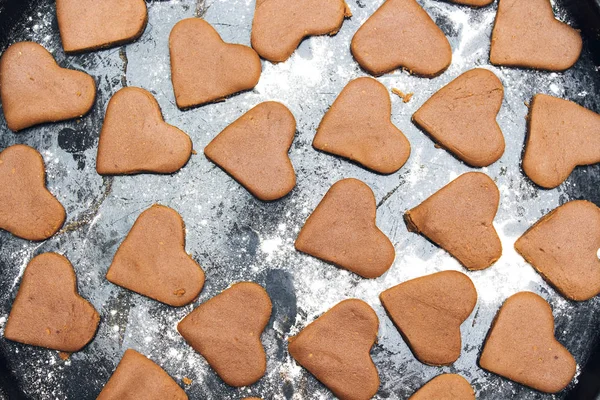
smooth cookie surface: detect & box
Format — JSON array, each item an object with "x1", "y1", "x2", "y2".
[{"x1": 409, "y1": 374, "x2": 475, "y2": 400}]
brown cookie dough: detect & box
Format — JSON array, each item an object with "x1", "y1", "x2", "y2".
[
  {"x1": 351, "y1": 0, "x2": 452, "y2": 76},
  {"x1": 522, "y1": 94, "x2": 600, "y2": 189},
  {"x1": 4, "y1": 253, "x2": 100, "y2": 352},
  {"x1": 515, "y1": 200, "x2": 600, "y2": 301},
  {"x1": 413, "y1": 68, "x2": 505, "y2": 167},
  {"x1": 0, "y1": 145, "x2": 66, "y2": 241},
  {"x1": 409, "y1": 374, "x2": 475, "y2": 400},
  {"x1": 480, "y1": 292, "x2": 576, "y2": 393},
  {"x1": 447, "y1": 0, "x2": 493, "y2": 6},
  {"x1": 169, "y1": 18, "x2": 261, "y2": 109},
  {"x1": 106, "y1": 205, "x2": 205, "y2": 307},
  {"x1": 177, "y1": 282, "x2": 272, "y2": 387},
  {"x1": 56, "y1": 0, "x2": 147, "y2": 53},
  {"x1": 380, "y1": 271, "x2": 477, "y2": 365},
  {"x1": 490, "y1": 0, "x2": 582, "y2": 70},
  {"x1": 314, "y1": 77, "x2": 411, "y2": 174},
  {"x1": 0, "y1": 41, "x2": 96, "y2": 131},
  {"x1": 97, "y1": 349, "x2": 188, "y2": 400},
  {"x1": 96, "y1": 87, "x2": 193, "y2": 175},
  {"x1": 404, "y1": 172, "x2": 502, "y2": 270},
  {"x1": 204, "y1": 101, "x2": 296, "y2": 201},
  {"x1": 295, "y1": 178, "x2": 395, "y2": 278},
  {"x1": 288, "y1": 299, "x2": 380, "y2": 400}
]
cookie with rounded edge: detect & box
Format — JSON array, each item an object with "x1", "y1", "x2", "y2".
[
  {"x1": 446, "y1": 0, "x2": 493, "y2": 6},
  {"x1": 409, "y1": 374, "x2": 475, "y2": 400}
]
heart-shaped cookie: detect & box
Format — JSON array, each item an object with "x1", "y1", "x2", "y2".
[
  {"x1": 56, "y1": 0, "x2": 147, "y2": 53},
  {"x1": 288, "y1": 299, "x2": 379, "y2": 400},
  {"x1": 314, "y1": 77, "x2": 411, "y2": 174},
  {"x1": 0, "y1": 41, "x2": 96, "y2": 131},
  {"x1": 409, "y1": 374, "x2": 475, "y2": 400},
  {"x1": 169, "y1": 18, "x2": 261, "y2": 109},
  {"x1": 447, "y1": 0, "x2": 492, "y2": 6},
  {"x1": 404, "y1": 172, "x2": 502, "y2": 270},
  {"x1": 0, "y1": 145, "x2": 66, "y2": 241},
  {"x1": 480, "y1": 292, "x2": 576, "y2": 393},
  {"x1": 351, "y1": 0, "x2": 452, "y2": 76},
  {"x1": 295, "y1": 178, "x2": 395, "y2": 278},
  {"x1": 490, "y1": 0, "x2": 582, "y2": 70},
  {"x1": 251, "y1": 0, "x2": 350, "y2": 63},
  {"x1": 4, "y1": 253, "x2": 100, "y2": 352},
  {"x1": 522, "y1": 94, "x2": 600, "y2": 189},
  {"x1": 177, "y1": 282, "x2": 272, "y2": 387},
  {"x1": 515, "y1": 200, "x2": 600, "y2": 301},
  {"x1": 96, "y1": 87, "x2": 193, "y2": 175},
  {"x1": 380, "y1": 271, "x2": 477, "y2": 365},
  {"x1": 204, "y1": 101, "x2": 296, "y2": 201},
  {"x1": 413, "y1": 68, "x2": 505, "y2": 167}
]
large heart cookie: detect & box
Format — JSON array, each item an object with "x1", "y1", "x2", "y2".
[
  {"x1": 380, "y1": 271, "x2": 477, "y2": 365},
  {"x1": 0, "y1": 41, "x2": 96, "y2": 131},
  {"x1": 351, "y1": 0, "x2": 451, "y2": 76},
  {"x1": 204, "y1": 101, "x2": 296, "y2": 201},
  {"x1": 413, "y1": 68, "x2": 505, "y2": 167},
  {"x1": 106, "y1": 205, "x2": 205, "y2": 307},
  {"x1": 96, "y1": 87, "x2": 193, "y2": 175},
  {"x1": 177, "y1": 282, "x2": 272, "y2": 387},
  {"x1": 490, "y1": 0, "x2": 582, "y2": 70},
  {"x1": 4, "y1": 253, "x2": 100, "y2": 352},
  {"x1": 295, "y1": 178, "x2": 395, "y2": 278},
  {"x1": 515, "y1": 200, "x2": 600, "y2": 301},
  {"x1": 0, "y1": 145, "x2": 66, "y2": 241},
  {"x1": 288, "y1": 299, "x2": 379, "y2": 400},
  {"x1": 314, "y1": 77, "x2": 411, "y2": 174},
  {"x1": 409, "y1": 374, "x2": 475, "y2": 400},
  {"x1": 522, "y1": 94, "x2": 600, "y2": 189},
  {"x1": 56, "y1": 0, "x2": 147, "y2": 53},
  {"x1": 169, "y1": 18, "x2": 261, "y2": 109},
  {"x1": 480, "y1": 292, "x2": 576, "y2": 393},
  {"x1": 405, "y1": 172, "x2": 502, "y2": 270}
]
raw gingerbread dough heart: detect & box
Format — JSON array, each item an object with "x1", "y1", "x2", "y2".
[
  {"x1": 177, "y1": 282, "x2": 272, "y2": 387},
  {"x1": 351, "y1": 0, "x2": 452, "y2": 76},
  {"x1": 380, "y1": 271, "x2": 477, "y2": 365},
  {"x1": 413, "y1": 68, "x2": 505, "y2": 167},
  {"x1": 490, "y1": 0, "x2": 582, "y2": 70},
  {"x1": 314, "y1": 77, "x2": 411, "y2": 174},
  {"x1": 409, "y1": 374, "x2": 475, "y2": 400},
  {"x1": 404, "y1": 172, "x2": 502, "y2": 270},
  {"x1": 106, "y1": 205, "x2": 205, "y2": 307},
  {"x1": 0, "y1": 41, "x2": 96, "y2": 131},
  {"x1": 4, "y1": 253, "x2": 100, "y2": 352},
  {"x1": 447, "y1": 0, "x2": 492, "y2": 7},
  {"x1": 96, "y1": 87, "x2": 193, "y2": 175},
  {"x1": 522, "y1": 94, "x2": 600, "y2": 189},
  {"x1": 169, "y1": 18, "x2": 261, "y2": 109},
  {"x1": 288, "y1": 299, "x2": 379, "y2": 400},
  {"x1": 56, "y1": 0, "x2": 147, "y2": 53},
  {"x1": 0, "y1": 144, "x2": 66, "y2": 241},
  {"x1": 295, "y1": 178, "x2": 395, "y2": 278},
  {"x1": 515, "y1": 200, "x2": 600, "y2": 301},
  {"x1": 251, "y1": 0, "x2": 350, "y2": 62},
  {"x1": 204, "y1": 101, "x2": 296, "y2": 201},
  {"x1": 480, "y1": 291, "x2": 576, "y2": 393}
]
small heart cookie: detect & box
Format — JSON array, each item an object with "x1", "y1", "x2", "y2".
[
  {"x1": 380, "y1": 271, "x2": 477, "y2": 365},
  {"x1": 178, "y1": 282, "x2": 272, "y2": 387},
  {"x1": 351, "y1": 0, "x2": 452, "y2": 76},
  {"x1": 314, "y1": 77, "x2": 411, "y2": 174},
  {"x1": 0, "y1": 41, "x2": 96, "y2": 131},
  {"x1": 96, "y1": 87, "x2": 193, "y2": 175},
  {"x1": 4, "y1": 253, "x2": 100, "y2": 352},
  {"x1": 405, "y1": 172, "x2": 502, "y2": 270},
  {"x1": 413, "y1": 68, "x2": 505, "y2": 167},
  {"x1": 490, "y1": 0, "x2": 582, "y2": 70},
  {"x1": 522, "y1": 94, "x2": 600, "y2": 189},
  {"x1": 169, "y1": 18, "x2": 261, "y2": 109},
  {"x1": 0, "y1": 145, "x2": 66, "y2": 241},
  {"x1": 447, "y1": 0, "x2": 492, "y2": 6},
  {"x1": 480, "y1": 292, "x2": 576, "y2": 393},
  {"x1": 409, "y1": 374, "x2": 475, "y2": 400},
  {"x1": 288, "y1": 299, "x2": 380, "y2": 400},
  {"x1": 204, "y1": 101, "x2": 296, "y2": 201},
  {"x1": 295, "y1": 178, "x2": 395, "y2": 278}
]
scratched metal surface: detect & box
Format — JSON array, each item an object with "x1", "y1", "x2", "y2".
[{"x1": 0, "y1": 0, "x2": 599, "y2": 399}]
